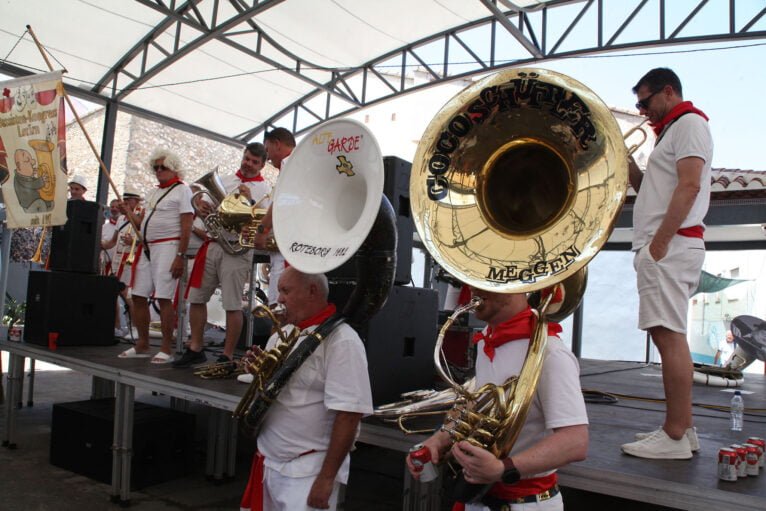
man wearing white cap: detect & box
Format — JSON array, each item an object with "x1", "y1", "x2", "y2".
[
  {"x1": 118, "y1": 149, "x2": 193, "y2": 363},
  {"x1": 68, "y1": 174, "x2": 87, "y2": 200}
]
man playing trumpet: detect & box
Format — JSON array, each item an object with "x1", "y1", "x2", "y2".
[
  {"x1": 101, "y1": 189, "x2": 144, "y2": 337},
  {"x1": 407, "y1": 289, "x2": 588, "y2": 511},
  {"x1": 174, "y1": 143, "x2": 271, "y2": 368}
]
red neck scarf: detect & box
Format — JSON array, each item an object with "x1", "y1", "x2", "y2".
[
  {"x1": 473, "y1": 306, "x2": 562, "y2": 361},
  {"x1": 108, "y1": 217, "x2": 117, "y2": 225},
  {"x1": 650, "y1": 101, "x2": 709, "y2": 137},
  {"x1": 236, "y1": 169, "x2": 264, "y2": 182},
  {"x1": 157, "y1": 176, "x2": 183, "y2": 189},
  {"x1": 298, "y1": 303, "x2": 337, "y2": 330}
]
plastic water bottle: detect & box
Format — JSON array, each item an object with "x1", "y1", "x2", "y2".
[{"x1": 730, "y1": 391, "x2": 744, "y2": 432}]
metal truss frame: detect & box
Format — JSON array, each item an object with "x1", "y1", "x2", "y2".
[
  {"x1": 67, "y1": 0, "x2": 766, "y2": 142},
  {"x1": 237, "y1": 0, "x2": 766, "y2": 140}
]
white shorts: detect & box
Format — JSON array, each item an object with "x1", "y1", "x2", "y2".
[
  {"x1": 131, "y1": 241, "x2": 180, "y2": 300},
  {"x1": 261, "y1": 465, "x2": 340, "y2": 511},
  {"x1": 187, "y1": 242, "x2": 251, "y2": 310},
  {"x1": 633, "y1": 235, "x2": 705, "y2": 334},
  {"x1": 466, "y1": 492, "x2": 563, "y2": 511}
]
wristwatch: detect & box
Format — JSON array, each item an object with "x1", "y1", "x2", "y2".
[
  {"x1": 176, "y1": 251, "x2": 184, "y2": 257},
  {"x1": 501, "y1": 457, "x2": 521, "y2": 484}
]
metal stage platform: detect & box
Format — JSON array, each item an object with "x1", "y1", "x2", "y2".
[{"x1": 2, "y1": 342, "x2": 765, "y2": 510}]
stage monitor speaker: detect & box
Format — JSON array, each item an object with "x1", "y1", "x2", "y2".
[
  {"x1": 24, "y1": 270, "x2": 119, "y2": 346},
  {"x1": 327, "y1": 156, "x2": 413, "y2": 285},
  {"x1": 49, "y1": 200, "x2": 102, "y2": 274},
  {"x1": 329, "y1": 284, "x2": 439, "y2": 405},
  {"x1": 50, "y1": 398, "x2": 195, "y2": 489}
]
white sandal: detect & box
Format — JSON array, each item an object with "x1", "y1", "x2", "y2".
[{"x1": 118, "y1": 347, "x2": 150, "y2": 358}]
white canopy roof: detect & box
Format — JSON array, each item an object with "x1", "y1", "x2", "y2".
[{"x1": 2, "y1": 0, "x2": 763, "y2": 142}]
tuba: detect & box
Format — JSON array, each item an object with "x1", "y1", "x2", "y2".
[
  {"x1": 192, "y1": 168, "x2": 271, "y2": 255},
  {"x1": 409, "y1": 68, "x2": 628, "y2": 501},
  {"x1": 233, "y1": 119, "x2": 397, "y2": 436}
]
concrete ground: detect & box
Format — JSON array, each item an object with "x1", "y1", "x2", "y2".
[{"x1": 0, "y1": 357, "x2": 404, "y2": 510}]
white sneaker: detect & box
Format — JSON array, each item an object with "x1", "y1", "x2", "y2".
[
  {"x1": 237, "y1": 373, "x2": 254, "y2": 384},
  {"x1": 621, "y1": 428, "x2": 693, "y2": 459},
  {"x1": 635, "y1": 426, "x2": 699, "y2": 452}
]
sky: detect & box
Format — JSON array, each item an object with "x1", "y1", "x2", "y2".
[{"x1": 529, "y1": 40, "x2": 766, "y2": 170}]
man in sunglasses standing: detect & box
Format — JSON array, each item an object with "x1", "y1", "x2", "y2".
[
  {"x1": 621, "y1": 68, "x2": 713, "y2": 460},
  {"x1": 118, "y1": 149, "x2": 193, "y2": 364}
]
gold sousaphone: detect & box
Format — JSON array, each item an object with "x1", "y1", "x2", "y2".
[{"x1": 409, "y1": 68, "x2": 632, "y2": 492}]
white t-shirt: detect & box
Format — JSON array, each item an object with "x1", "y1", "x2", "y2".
[
  {"x1": 113, "y1": 215, "x2": 138, "y2": 257},
  {"x1": 257, "y1": 322, "x2": 373, "y2": 484},
  {"x1": 632, "y1": 113, "x2": 713, "y2": 251},
  {"x1": 141, "y1": 183, "x2": 194, "y2": 242},
  {"x1": 101, "y1": 219, "x2": 118, "y2": 263},
  {"x1": 474, "y1": 332, "x2": 588, "y2": 478},
  {"x1": 717, "y1": 338, "x2": 735, "y2": 366}
]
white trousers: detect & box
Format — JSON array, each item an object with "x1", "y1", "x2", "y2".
[{"x1": 262, "y1": 465, "x2": 341, "y2": 511}]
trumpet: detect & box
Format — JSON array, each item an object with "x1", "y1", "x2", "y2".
[
  {"x1": 194, "y1": 358, "x2": 243, "y2": 379},
  {"x1": 122, "y1": 206, "x2": 143, "y2": 266}
]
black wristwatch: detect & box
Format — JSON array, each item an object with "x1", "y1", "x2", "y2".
[{"x1": 501, "y1": 457, "x2": 521, "y2": 484}]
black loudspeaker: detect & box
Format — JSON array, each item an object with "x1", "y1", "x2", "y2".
[
  {"x1": 383, "y1": 156, "x2": 413, "y2": 285},
  {"x1": 326, "y1": 157, "x2": 413, "y2": 285},
  {"x1": 329, "y1": 284, "x2": 439, "y2": 405},
  {"x1": 24, "y1": 270, "x2": 119, "y2": 346},
  {"x1": 50, "y1": 398, "x2": 195, "y2": 489},
  {"x1": 49, "y1": 200, "x2": 102, "y2": 274}
]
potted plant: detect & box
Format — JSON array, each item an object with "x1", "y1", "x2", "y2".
[{"x1": 3, "y1": 293, "x2": 26, "y2": 341}]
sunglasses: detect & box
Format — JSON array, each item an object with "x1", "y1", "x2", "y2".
[
  {"x1": 635, "y1": 89, "x2": 661, "y2": 110},
  {"x1": 152, "y1": 164, "x2": 170, "y2": 172}
]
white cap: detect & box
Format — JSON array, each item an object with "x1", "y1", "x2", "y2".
[{"x1": 68, "y1": 174, "x2": 87, "y2": 189}]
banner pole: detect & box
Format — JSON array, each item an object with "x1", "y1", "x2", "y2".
[{"x1": 25, "y1": 25, "x2": 143, "y2": 242}]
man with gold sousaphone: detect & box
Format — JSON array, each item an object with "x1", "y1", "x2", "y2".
[
  {"x1": 398, "y1": 66, "x2": 648, "y2": 509},
  {"x1": 173, "y1": 142, "x2": 271, "y2": 369}
]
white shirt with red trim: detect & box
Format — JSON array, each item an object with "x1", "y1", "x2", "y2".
[
  {"x1": 632, "y1": 114, "x2": 713, "y2": 251},
  {"x1": 141, "y1": 183, "x2": 194, "y2": 242},
  {"x1": 474, "y1": 333, "x2": 588, "y2": 479},
  {"x1": 257, "y1": 322, "x2": 373, "y2": 484}
]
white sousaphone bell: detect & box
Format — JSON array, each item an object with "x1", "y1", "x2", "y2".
[{"x1": 272, "y1": 118, "x2": 386, "y2": 274}]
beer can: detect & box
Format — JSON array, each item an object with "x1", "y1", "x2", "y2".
[
  {"x1": 718, "y1": 447, "x2": 738, "y2": 481},
  {"x1": 746, "y1": 437, "x2": 765, "y2": 468},
  {"x1": 742, "y1": 444, "x2": 760, "y2": 476},
  {"x1": 730, "y1": 444, "x2": 747, "y2": 478},
  {"x1": 409, "y1": 443, "x2": 438, "y2": 483}
]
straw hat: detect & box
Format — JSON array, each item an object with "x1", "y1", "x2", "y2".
[{"x1": 122, "y1": 185, "x2": 143, "y2": 200}]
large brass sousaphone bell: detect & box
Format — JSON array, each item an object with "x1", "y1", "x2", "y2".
[
  {"x1": 409, "y1": 68, "x2": 629, "y2": 501},
  {"x1": 412, "y1": 68, "x2": 627, "y2": 294}
]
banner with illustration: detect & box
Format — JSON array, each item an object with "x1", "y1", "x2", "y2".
[{"x1": 0, "y1": 71, "x2": 68, "y2": 228}]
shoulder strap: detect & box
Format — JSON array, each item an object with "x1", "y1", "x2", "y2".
[{"x1": 142, "y1": 182, "x2": 182, "y2": 259}]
